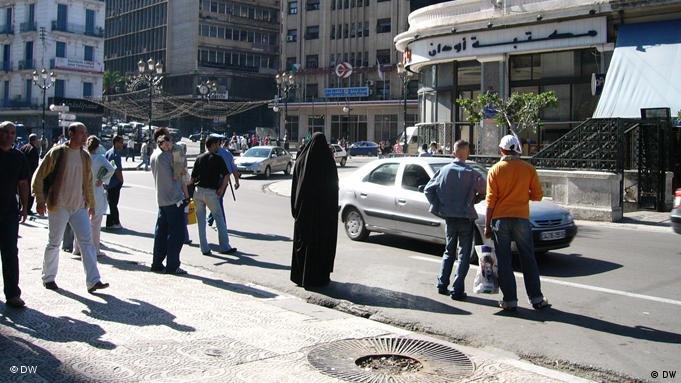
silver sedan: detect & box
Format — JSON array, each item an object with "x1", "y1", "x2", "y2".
[
  {"x1": 339, "y1": 157, "x2": 577, "y2": 258},
  {"x1": 235, "y1": 146, "x2": 293, "y2": 178}
]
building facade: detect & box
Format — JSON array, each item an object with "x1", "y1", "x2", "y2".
[
  {"x1": 104, "y1": 0, "x2": 280, "y2": 134},
  {"x1": 0, "y1": 0, "x2": 105, "y2": 138},
  {"x1": 395, "y1": 0, "x2": 681, "y2": 155},
  {"x1": 280, "y1": 0, "x2": 418, "y2": 145}
]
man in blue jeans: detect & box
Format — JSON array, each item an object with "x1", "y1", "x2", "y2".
[
  {"x1": 150, "y1": 132, "x2": 187, "y2": 275},
  {"x1": 424, "y1": 140, "x2": 485, "y2": 300}
]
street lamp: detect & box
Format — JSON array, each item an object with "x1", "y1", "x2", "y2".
[
  {"x1": 32, "y1": 68, "x2": 56, "y2": 142},
  {"x1": 275, "y1": 72, "x2": 296, "y2": 147},
  {"x1": 342, "y1": 102, "x2": 353, "y2": 143},
  {"x1": 396, "y1": 62, "x2": 414, "y2": 154},
  {"x1": 197, "y1": 80, "x2": 218, "y2": 153},
  {"x1": 128, "y1": 58, "x2": 164, "y2": 140}
]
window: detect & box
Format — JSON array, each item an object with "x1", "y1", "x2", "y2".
[
  {"x1": 285, "y1": 57, "x2": 297, "y2": 71},
  {"x1": 343, "y1": 23, "x2": 348, "y2": 38},
  {"x1": 83, "y1": 82, "x2": 93, "y2": 97},
  {"x1": 305, "y1": 26, "x2": 319, "y2": 40},
  {"x1": 308, "y1": 115, "x2": 324, "y2": 133},
  {"x1": 375, "y1": 81, "x2": 390, "y2": 99},
  {"x1": 374, "y1": 114, "x2": 398, "y2": 143},
  {"x1": 376, "y1": 18, "x2": 391, "y2": 34},
  {"x1": 365, "y1": 163, "x2": 399, "y2": 186},
  {"x1": 25, "y1": 79, "x2": 32, "y2": 103},
  {"x1": 305, "y1": 83, "x2": 318, "y2": 100},
  {"x1": 288, "y1": 1, "x2": 298, "y2": 14},
  {"x1": 305, "y1": 54, "x2": 318, "y2": 68},
  {"x1": 376, "y1": 49, "x2": 391, "y2": 65},
  {"x1": 330, "y1": 25, "x2": 336, "y2": 39},
  {"x1": 55, "y1": 79, "x2": 65, "y2": 98},
  {"x1": 306, "y1": 0, "x2": 320, "y2": 10},
  {"x1": 286, "y1": 29, "x2": 297, "y2": 42},
  {"x1": 401, "y1": 164, "x2": 430, "y2": 191},
  {"x1": 286, "y1": 115, "x2": 299, "y2": 141},
  {"x1": 55, "y1": 41, "x2": 66, "y2": 58},
  {"x1": 84, "y1": 45, "x2": 94, "y2": 61}
]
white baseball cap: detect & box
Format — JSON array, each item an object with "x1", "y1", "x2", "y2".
[{"x1": 499, "y1": 134, "x2": 522, "y2": 153}]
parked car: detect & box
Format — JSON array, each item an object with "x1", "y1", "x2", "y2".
[
  {"x1": 339, "y1": 157, "x2": 577, "y2": 259},
  {"x1": 235, "y1": 146, "x2": 293, "y2": 178},
  {"x1": 331, "y1": 144, "x2": 348, "y2": 167},
  {"x1": 672, "y1": 188, "x2": 681, "y2": 234},
  {"x1": 348, "y1": 141, "x2": 379, "y2": 156}
]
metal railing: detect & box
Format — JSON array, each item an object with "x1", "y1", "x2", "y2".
[
  {"x1": 52, "y1": 21, "x2": 104, "y2": 37},
  {"x1": 20, "y1": 21, "x2": 37, "y2": 32},
  {"x1": 18, "y1": 59, "x2": 35, "y2": 70},
  {"x1": 1, "y1": 61, "x2": 11, "y2": 71},
  {"x1": 0, "y1": 24, "x2": 13, "y2": 34}
]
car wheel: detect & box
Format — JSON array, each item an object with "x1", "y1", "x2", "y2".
[
  {"x1": 344, "y1": 208, "x2": 369, "y2": 241},
  {"x1": 264, "y1": 165, "x2": 271, "y2": 179},
  {"x1": 340, "y1": 157, "x2": 347, "y2": 167},
  {"x1": 284, "y1": 162, "x2": 292, "y2": 175}
]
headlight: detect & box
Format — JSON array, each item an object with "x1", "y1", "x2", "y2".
[{"x1": 564, "y1": 213, "x2": 574, "y2": 224}]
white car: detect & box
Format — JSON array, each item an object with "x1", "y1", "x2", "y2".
[{"x1": 331, "y1": 144, "x2": 348, "y2": 167}]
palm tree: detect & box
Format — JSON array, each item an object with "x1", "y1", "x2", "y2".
[{"x1": 103, "y1": 70, "x2": 124, "y2": 95}]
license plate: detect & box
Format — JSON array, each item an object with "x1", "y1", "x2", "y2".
[{"x1": 540, "y1": 230, "x2": 566, "y2": 241}]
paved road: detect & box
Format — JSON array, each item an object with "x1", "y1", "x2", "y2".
[{"x1": 103, "y1": 153, "x2": 680, "y2": 382}]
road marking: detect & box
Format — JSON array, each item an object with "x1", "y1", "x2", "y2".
[
  {"x1": 123, "y1": 183, "x2": 155, "y2": 190},
  {"x1": 409, "y1": 255, "x2": 681, "y2": 307}
]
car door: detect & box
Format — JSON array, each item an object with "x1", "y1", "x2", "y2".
[
  {"x1": 355, "y1": 162, "x2": 400, "y2": 232},
  {"x1": 273, "y1": 147, "x2": 285, "y2": 171},
  {"x1": 394, "y1": 163, "x2": 443, "y2": 239}
]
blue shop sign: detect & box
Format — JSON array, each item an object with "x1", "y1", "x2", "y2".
[{"x1": 323, "y1": 87, "x2": 369, "y2": 98}]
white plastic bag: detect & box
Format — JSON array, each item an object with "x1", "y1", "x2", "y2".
[{"x1": 473, "y1": 244, "x2": 499, "y2": 294}]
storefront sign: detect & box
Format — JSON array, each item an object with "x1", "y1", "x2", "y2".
[
  {"x1": 52, "y1": 57, "x2": 103, "y2": 73},
  {"x1": 407, "y1": 17, "x2": 606, "y2": 68},
  {"x1": 323, "y1": 87, "x2": 369, "y2": 98}
]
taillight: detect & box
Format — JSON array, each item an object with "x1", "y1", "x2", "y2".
[{"x1": 675, "y1": 190, "x2": 681, "y2": 209}]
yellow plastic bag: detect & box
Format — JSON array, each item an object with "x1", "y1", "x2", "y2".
[{"x1": 186, "y1": 200, "x2": 197, "y2": 225}]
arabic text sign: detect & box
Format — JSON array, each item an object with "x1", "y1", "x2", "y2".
[
  {"x1": 323, "y1": 87, "x2": 369, "y2": 98},
  {"x1": 408, "y1": 17, "x2": 606, "y2": 67},
  {"x1": 52, "y1": 57, "x2": 104, "y2": 73}
]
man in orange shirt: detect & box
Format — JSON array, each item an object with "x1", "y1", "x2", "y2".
[{"x1": 484, "y1": 135, "x2": 550, "y2": 312}]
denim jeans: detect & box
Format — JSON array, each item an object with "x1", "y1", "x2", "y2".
[
  {"x1": 437, "y1": 217, "x2": 475, "y2": 296},
  {"x1": 42, "y1": 207, "x2": 102, "y2": 289},
  {"x1": 106, "y1": 185, "x2": 122, "y2": 227},
  {"x1": 0, "y1": 212, "x2": 21, "y2": 299},
  {"x1": 152, "y1": 204, "x2": 185, "y2": 271},
  {"x1": 492, "y1": 218, "x2": 544, "y2": 306},
  {"x1": 193, "y1": 187, "x2": 231, "y2": 253}
]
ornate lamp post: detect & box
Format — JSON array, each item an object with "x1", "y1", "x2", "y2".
[
  {"x1": 275, "y1": 72, "x2": 296, "y2": 145},
  {"x1": 32, "y1": 68, "x2": 56, "y2": 141},
  {"x1": 128, "y1": 58, "x2": 164, "y2": 140},
  {"x1": 396, "y1": 62, "x2": 414, "y2": 154},
  {"x1": 342, "y1": 102, "x2": 353, "y2": 143},
  {"x1": 197, "y1": 80, "x2": 218, "y2": 153}
]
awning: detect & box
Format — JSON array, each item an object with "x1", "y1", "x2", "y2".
[{"x1": 593, "y1": 19, "x2": 681, "y2": 118}]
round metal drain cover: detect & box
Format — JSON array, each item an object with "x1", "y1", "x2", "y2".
[{"x1": 307, "y1": 337, "x2": 474, "y2": 383}]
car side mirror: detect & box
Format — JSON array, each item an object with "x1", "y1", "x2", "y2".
[
  {"x1": 270, "y1": 153, "x2": 277, "y2": 158},
  {"x1": 417, "y1": 185, "x2": 425, "y2": 193}
]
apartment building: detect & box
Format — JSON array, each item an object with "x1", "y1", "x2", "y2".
[
  {"x1": 280, "y1": 0, "x2": 417, "y2": 145},
  {"x1": 104, "y1": 0, "x2": 280, "y2": 133},
  {"x1": 0, "y1": 0, "x2": 105, "y2": 137}
]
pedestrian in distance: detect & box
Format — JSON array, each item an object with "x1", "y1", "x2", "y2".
[
  {"x1": 290, "y1": 132, "x2": 339, "y2": 288},
  {"x1": 424, "y1": 140, "x2": 486, "y2": 300},
  {"x1": 74, "y1": 136, "x2": 115, "y2": 257},
  {"x1": 125, "y1": 137, "x2": 136, "y2": 162},
  {"x1": 0, "y1": 121, "x2": 30, "y2": 308},
  {"x1": 105, "y1": 136, "x2": 125, "y2": 230},
  {"x1": 150, "y1": 133, "x2": 188, "y2": 275},
  {"x1": 191, "y1": 135, "x2": 237, "y2": 255},
  {"x1": 32, "y1": 122, "x2": 110, "y2": 294},
  {"x1": 419, "y1": 143, "x2": 432, "y2": 157},
  {"x1": 484, "y1": 134, "x2": 550, "y2": 312},
  {"x1": 137, "y1": 139, "x2": 153, "y2": 171},
  {"x1": 19, "y1": 133, "x2": 40, "y2": 215}
]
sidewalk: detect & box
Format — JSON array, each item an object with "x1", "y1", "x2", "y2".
[{"x1": 0, "y1": 221, "x2": 593, "y2": 383}]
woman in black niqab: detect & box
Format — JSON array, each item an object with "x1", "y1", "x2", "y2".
[{"x1": 290, "y1": 132, "x2": 339, "y2": 287}]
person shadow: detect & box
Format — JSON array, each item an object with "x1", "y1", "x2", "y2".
[
  {"x1": 0, "y1": 306, "x2": 115, "y2": 350},
  {"x1": 56, "y1": 290, "x2": 195, "y2": 333},
  {"x1": 309, "y1": 281, "x2": 471, "y2": 316},
  {"x1": 205, "y1": 250, "x2": 291, "y2": 271}
]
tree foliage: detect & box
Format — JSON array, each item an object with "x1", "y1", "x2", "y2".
[
  {"x1": 456, "y1": 91, "x2": 558, "y2": 135},
  {"x1": 103, "y1": 71, "x2": 125, "y2": 95}
]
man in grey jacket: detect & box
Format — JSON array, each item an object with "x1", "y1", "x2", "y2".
[{"x1": 424, "y1": 140, "x2": 485, "y2": 300}]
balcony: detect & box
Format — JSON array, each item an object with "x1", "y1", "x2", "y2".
[
  {"x1": 20, "y1": 22, "x2": 37, "y2": 32},
  {"x1": 1, "y1": 61, "x2": 12, "y2": 72},
  {"x1": 52, "y1": 21, "x2": 104, "y2": 37},
  {"x1": 18, "y1": 59, "x2": 35, "y2": 70},
  {"x1": 0, "y1": 24, "x2": 14, "y2": 35}
]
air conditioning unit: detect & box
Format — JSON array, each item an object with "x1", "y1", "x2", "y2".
[{"x1": 286, "y1": 36, "x2": 296, "y2": 42}]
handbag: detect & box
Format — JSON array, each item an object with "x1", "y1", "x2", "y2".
[{"x1": 186, "y1": 199, "x2": 197, "y2": 225}]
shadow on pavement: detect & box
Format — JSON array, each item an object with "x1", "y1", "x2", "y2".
[
  {"x1": 103, "y1": 227, "x2": 156, "y2": 240},
  {"x1": 204, "y1": 250, "x2": 291, "y2": 271},
  {"x1": 496, "y1": 307, "x2": 681, "y2": 344},
  {"x1": 366, "y1": 234, "x2": 444, "y2": 256},
  {"x1": 538, "y1": 253, "x2": 622, "y2": 277},
  {"x1": 0, "y1": 334, "x2": 92, "y2": 382},
  {"x1": 227, "y1": 228, "x2": 291, "y2": 242},
  {"x1": 311, "y1": 281, "x2": 471, "y2": 315},
  {"x1": 56, "y1": 291, "x2": 195, "y2": 333},
  {"x1": 0, "y1": 307, "x2": 115, "y2": 350}
]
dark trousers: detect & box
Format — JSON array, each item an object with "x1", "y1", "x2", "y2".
[
  {"x1": 152, "y1": 204, "x2": 184, "y2": 271},
  {"x1": 0, "y1": 212, "x2": 21, "y2": 299},
  {"x1": 106, "y1": 185, "x2": 122, "y2": 227}
]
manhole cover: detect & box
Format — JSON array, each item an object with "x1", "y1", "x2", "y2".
[{"x1": 307, "y1": 337, "x2": 474, "y2": 383}]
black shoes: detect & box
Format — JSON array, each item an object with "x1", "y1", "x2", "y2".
[
  {"x1": 437, "y1": 287, "x2": 449, "y2": 295},
  {"x1": 88, "y1": 281, "x2": 110, "y2": 294},
  {"x1": 166, "y1": 267, "x2": 188, "y2": 275},
  {"x1": 5, "y1": 296, "x2": 26, "y2": 308},
  {"x1": 44, "y1": 281, "x2": 59, "y2": 290},
  {"x1": 150, "y1": 266, "x2": 166, "y2": 273},
  {"x1": 219, "y1": 248, "x2": 238, "y2": 255},
  {"x1": 450, "y1": 292, "x2": 467, "y2": 301}
]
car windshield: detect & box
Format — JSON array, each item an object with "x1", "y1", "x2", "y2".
[{"x1": 243, "y1": 148, "x2": 270, "y2": 158}]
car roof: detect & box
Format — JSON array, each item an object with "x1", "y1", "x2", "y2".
[{"x1": 370, "y1": 156, "x2": 455, "y2": 165}]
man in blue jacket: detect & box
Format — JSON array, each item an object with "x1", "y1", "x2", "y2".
[{"x1": 424, "y1": 140, "x2": 485, "y2": 300}]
